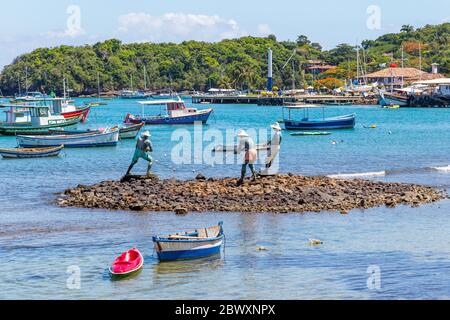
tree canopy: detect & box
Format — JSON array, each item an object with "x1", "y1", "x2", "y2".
[{"x1": 1, "y1": 22, "x2": 449, "y2": 95}]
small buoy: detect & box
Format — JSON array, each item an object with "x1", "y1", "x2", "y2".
[
  {"x1": 331, "y1": 140, "x2": 337, "y2": 145},
  {"x1": 257, "y1": 246, "x2": 268, "y2": 251},
  {"x1": 309, "y1": 239, "x2": 323, "y2": 246},
  {"x1": 370, "y1": 124, "x2": 377, "y2": 129}
]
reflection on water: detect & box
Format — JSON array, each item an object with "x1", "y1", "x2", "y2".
[{"x1": 153, "y1": 255, "x2": 224, "y2": 276}]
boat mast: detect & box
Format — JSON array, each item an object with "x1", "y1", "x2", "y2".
[
  {"x1": 17, "y1": 74, "x2": 21, "y2": 96},
  {"x1": 292, "y1": 60, "x2": 295, "y2": 90},
  {"x1": 419, "y1": 43, "x2": 422, "y2": 81},
  {"x1": 401, "y1": 45, "x2": 404, "y2": 88},
  {"x1": 356, "y1": 48, "x2": 360, "y2": 85},
  {"x1": 63, "y1": 77, "x2": 67, "y2": 99},
  {"x1": 25, "y1": 66, "x2": 28, "y2": 95},
  {"x1": 144, "y1": 65, "x2": 147, "y2": 91},
  {"x1": 97, "y1": 71, "x2": 101, "y2": 99}
]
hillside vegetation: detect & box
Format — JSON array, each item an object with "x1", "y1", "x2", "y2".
[{"x1": 1, "y1": 23, "x2": 449, "y2": 95}]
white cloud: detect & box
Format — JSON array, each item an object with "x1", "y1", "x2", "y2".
[
  {"x1": 41, "y1": 28, "x2": 86, "y2": 39},
  {"x1": 117, "y1": 12, "x2": 246, "y2": 42},
  {"x1": 257, "y1": 24, "x2": 272, "y2": 36}
]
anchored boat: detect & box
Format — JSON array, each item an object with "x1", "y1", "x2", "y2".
[
  {"x1": 109, "y1": 248, "x2": 144, "y2": 280},
  {"x1": 282, "y1": 105, "x2": 356, "y2": 130},
  {"x1": 0, "y1": 104, "x2": 83, "y2": 136},
  {"x1": 118, "y1": 123, "x2": 144, "y2": 139},
  {"x1": 17, "y1": 127, "x2": 120, "y2": 148},
  {"x1": 153, "y1": 222, "x2": 224, "y2": 261},
  {"x1": 124, "y1": 98, "x2": 213, "y2": 125},
  {"x1": 0, "y1": 145, "x2": 64, "y2": 159},
  {"x1": 45, "y1": 123, "x2": 143, "y2": 140}
]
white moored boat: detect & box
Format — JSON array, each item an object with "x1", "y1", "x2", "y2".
[{"x1": 17, "y1": 127, "x2": 120, "y2": 148}]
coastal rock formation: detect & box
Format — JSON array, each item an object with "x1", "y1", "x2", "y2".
[{"x1": 58, "y1": 174, "x2": 446, "y2": 214}]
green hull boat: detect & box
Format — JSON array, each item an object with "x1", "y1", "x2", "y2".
[{"x1": 0, "y1": 115, "x2": 82, "y2": 136}]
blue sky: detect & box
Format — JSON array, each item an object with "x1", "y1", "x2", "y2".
[{"x1": 0, "y1": 0, "x2": 449, "y2": 69}]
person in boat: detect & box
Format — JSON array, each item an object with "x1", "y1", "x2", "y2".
[
  {"x1": 235, "y1": 130, "x2": 257, "y2": 186},
  {"x1": 125, "y1": 130, "x2": 153, "y2": 176},
  {"x1": 265, "y1": 122, "x2": 282, "y2": 170}
]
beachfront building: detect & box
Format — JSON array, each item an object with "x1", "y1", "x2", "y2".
[
  {"x1": 363, "y1": 66, "x2": 444, "y2": 88},
  {"x1": 305, "y1": 60, "x2": 336, "y2": 74}
]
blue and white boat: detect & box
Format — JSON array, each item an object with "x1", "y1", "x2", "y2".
[
  {"x1": 153, "y1": 222, "x2": 224, "y2": 261},
  {"x1": 124, "y1": 98, "x2": 213, "y2": 125},
  {"x1": 283, "y1": 105, "x2": 356, "y2": 130},
  {"x1": 120, "y1": 90, "x2": 149, "y2": 99}
]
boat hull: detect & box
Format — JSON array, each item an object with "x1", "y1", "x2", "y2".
[
  {"x1": 153, "y1": 237, "x2": 223, "y2": 261},
  {"x1": 119, "y1": 123, "x2": 144, "y2": 139},
  {"x1": 284, "y1": 114, "x2": 356, "y2": 130},
  {"x1": 0, "y1": 145, "x2": 63, "y2": 159},
  {"x1": 379, "y1": 93, "x2": 408, "y2": 107},
  {"x1": 61, "y1": 106, "x2": 91, "y2": 122},
  {"x1": 17, "y1": 130, "x2": 119, "y2": 148},
  {"x1": 109, "y1": 249, "x2": 144, "y2": 280},
  {"x1": 153, "y1": 222, "x2": 224, "y2": 262},
  {"x1": 126, "y1": 109, "x2": 213, "y2": 125}
]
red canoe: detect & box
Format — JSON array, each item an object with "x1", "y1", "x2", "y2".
[
  {"x1": 109, "y1": 248, "x2": 144, "y2": 279},
  {"x1": 61, "y1": 106, "x2": 91, "y2": 123}
]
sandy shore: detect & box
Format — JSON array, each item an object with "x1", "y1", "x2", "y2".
[{"x1": 57, "y1": 174, "x2": 446, "y2": 214}]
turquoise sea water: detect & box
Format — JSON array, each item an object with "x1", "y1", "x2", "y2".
[{"x1": 0, "y1": 98, "x2": 449, "y2": 299}]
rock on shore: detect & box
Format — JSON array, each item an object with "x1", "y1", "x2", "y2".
[{"x1": 58, "y1": 174, "x2": 446, "y2": 213}]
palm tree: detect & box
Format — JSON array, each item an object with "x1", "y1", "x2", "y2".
[{"x1": 401, "y1": 25, "x2": 414, "y2": 33}]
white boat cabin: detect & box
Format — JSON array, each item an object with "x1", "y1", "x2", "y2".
[
  {"x1": 138, "y1": 99, "x2": 200, "y2": 118},
  {"x1": 1, "y1": 104, "x2": 66, "y2": 125}
]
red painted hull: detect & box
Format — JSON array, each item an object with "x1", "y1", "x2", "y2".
[
  {"x1": 61, "y1": 106, "x2": 91, "y2": 123},
  {"x1": 109, "y1": 248, "x2": 144, "y2": 277}
]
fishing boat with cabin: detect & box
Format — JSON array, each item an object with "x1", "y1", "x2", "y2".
[
  {"x1": 153, "y1": 222, "x2": 224, "y2": 261},
  {"x1": 282, "y1": 105, "x2": 356, "y2": 130},
  {"x1": 0, "y1": 104, "x2": 83, "y2": 136},
  {"x1": 124, "y1": 98, "x2": 213, "y2": 125},
  {"x1": 17, "y1": 127, "x2": 120, "y2": 148},
  {"x1": 0, "y1": 145, "x2": 64, "y2": 159}
]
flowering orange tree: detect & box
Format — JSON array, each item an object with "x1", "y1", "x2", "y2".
[{"x1": 314, "y1": 77, "x2": 343, "y2": 90}]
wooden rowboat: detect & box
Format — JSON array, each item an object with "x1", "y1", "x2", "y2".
[
  {"x1": 0, "y1": 145, "x2": 64, "y2": 159},
  {"x1": 152, "y1": 222, "x2": 224, "y2": 262},
  {"x1": 119, "y1": 123, "x2": 144, "y2": 139},
  {"x1": 44, "y1": 123, "x2": 143, "y2": 140},
  {"x1": 17, "y1": 127, "x2": 120, "y2": 148},
  {"x1": 109, "y1": 248, "x2": 144, "y2": 280}
]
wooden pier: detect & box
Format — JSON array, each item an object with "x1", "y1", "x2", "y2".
[{"x1": 192, "y1": 95, "x2": 377, "y2": 106}]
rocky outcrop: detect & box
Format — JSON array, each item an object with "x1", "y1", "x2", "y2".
[{"x1": 58, "y1": 174, "x2": 446, "y2": 213}]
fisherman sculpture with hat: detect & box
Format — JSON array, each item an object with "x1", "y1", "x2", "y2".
[
  {"x1": 125, "y1": 130, "x2": 153, "y2": 176},
  {"x1": 235, "y1": 129, "x2": 258, "y2": 186},
  {"x1": 260, "y1": 122, "x2": 282, "y2": 176}
]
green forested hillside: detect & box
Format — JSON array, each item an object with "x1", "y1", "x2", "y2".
[{"x1": 1, "y1": 23, "x2": 449, "y2": 95}]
